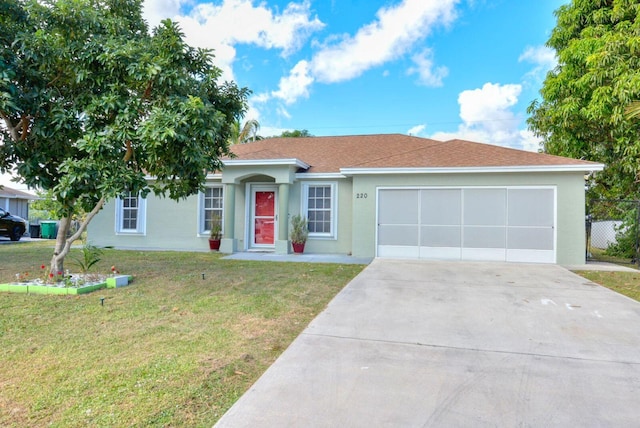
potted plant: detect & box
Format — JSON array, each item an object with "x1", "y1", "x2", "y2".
[
  {"x1": 208, "y1": 215, "x2": 222, "y2": 250},
  {"x1": 290, "y1": 214, "x2": 308, "y2": 253}
]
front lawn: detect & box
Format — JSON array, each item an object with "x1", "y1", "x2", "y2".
[{"x1": 0, "y1": 242, "x2": 364, "y2": 427}]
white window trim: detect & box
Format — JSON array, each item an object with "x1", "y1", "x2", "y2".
[
  {"x1": 198, "y1": 185, "x2": 224, "y2": 236},
  {"x1": 301, "y1": 182, "x2": 338, "y2": 240},
  {"x1": 115, "y1": 193, "x2": 147, "y2": 235}
]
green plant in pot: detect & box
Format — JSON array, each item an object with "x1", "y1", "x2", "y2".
[
  {"x1": 290, "y1": 214, "x2": 308, "y2": 253},
  {"x1": 208, "y1": 214, "x2": 222, "y2": 251}
]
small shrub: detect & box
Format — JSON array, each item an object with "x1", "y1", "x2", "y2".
[
  {"x1": 605, "y1": 213, "x2": 639, "y2": 260},
  {"x1": 71, "y1": 243, "x2": 103, "y2": 274},
  {"x1": 290, "y1": 215, "x2": 308, "y2": 244}
]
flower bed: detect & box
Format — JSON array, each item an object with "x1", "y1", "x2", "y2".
[{"x1": 1, "y1": 274, "x2": 133, "y2": 295}]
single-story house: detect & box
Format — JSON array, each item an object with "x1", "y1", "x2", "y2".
[
  {"x1": 87, "y1": 134, "x2": 604, "y2": 264},
  {"x1": 0, "y1": 185, "x2": 36, "y2": 221}
]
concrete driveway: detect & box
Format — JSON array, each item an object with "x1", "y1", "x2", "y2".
[{"x1": 215, "y1": 259, "x2": 640, "y2": 427}]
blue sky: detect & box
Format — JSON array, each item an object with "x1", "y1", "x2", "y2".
[
  {"x1": 143, "y1": 0, "x2": 565, "y2": 150},
  {"x1": 1, "y1": 0, "x2": 567, "y2": 191}
]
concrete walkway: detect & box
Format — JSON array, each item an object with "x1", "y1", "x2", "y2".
[
  {"x1": 222, "y1": 252, "x2": 372, "y2": 264},
  {"x1": 215, "y1": 259, "x2": 640, "y2": 427},
  {"x1": 564, "y1": 260, "x2": 638, "y2": 272}
]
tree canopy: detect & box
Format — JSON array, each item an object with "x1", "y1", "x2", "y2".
[
  {"x1": 0, "y1": 0, "x2": 249, "y2": 270},
  {"x1": 275, "y1": 129, "x2": 313, "y2": 138},
  {"x1": 527, "y1": 0, "x2": 640, "y2": 199}
]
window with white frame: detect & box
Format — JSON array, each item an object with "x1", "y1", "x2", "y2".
[
  {"x1": 200, "y1": 186, "x2": 224, "y2": 234},
  {"x1": 303, "y1": 183, "x2": 336, "y2": 238},
  {"x1": 115, "y1": 191, "x2": 146, "y2": 234}
]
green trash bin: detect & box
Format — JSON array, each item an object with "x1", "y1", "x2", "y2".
[{"x1": 40, "y1": 221, "x2": 57, "y2": 239}]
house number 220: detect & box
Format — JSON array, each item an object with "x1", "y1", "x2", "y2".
[{"x1": 356, "y1": 193, "x2": 368, "y2": 199}]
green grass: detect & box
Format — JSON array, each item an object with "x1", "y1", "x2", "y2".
[
  {"x1": 577, "y1": 247, "x2": 640, "y2": 302},
  {"x1": 576, "y1": 270, "x2": 640, "y2": 302},
  {"x1": 0, "y1": 241, "x2": 364, "y2": 427}
]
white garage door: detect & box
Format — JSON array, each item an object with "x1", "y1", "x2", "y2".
[{"x1": 377, "y1": 187, "x2": 556, "y2": 263}]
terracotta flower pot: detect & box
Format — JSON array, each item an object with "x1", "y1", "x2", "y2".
[
  {"x1": 292, "y1": 242, "x2": 305, "y2": 253},
  {"x1": 209, "y1": 239, "x2": 221, "y2": 250}
]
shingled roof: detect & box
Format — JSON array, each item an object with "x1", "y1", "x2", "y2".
[{"x1": 227, "y1": 134, "x2": 602, "y2": 174}]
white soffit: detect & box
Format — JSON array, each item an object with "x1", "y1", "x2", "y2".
[
  {"x1": 341, "y1": 164, "x2": 605, "y2": 175},
  {"x1": 223, "y1": 158, "x2": 310, "y2": 170}
]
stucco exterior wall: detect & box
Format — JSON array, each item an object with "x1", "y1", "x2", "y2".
[
  {"x1": 88, "y1": 175, "x2": 354, "y2": 255},
  {"x1": 88, "y1": 170, "x2": 588, "y2": 265},
  {"x1": 349, "y1": 171, "x2": 587, "y2": 265},
  {"x1": 296, "y1": 178, "x2": 353, "y2": 255},
  {"x1": 87, "y1": 193, "x2": 209, "y2": 251}
]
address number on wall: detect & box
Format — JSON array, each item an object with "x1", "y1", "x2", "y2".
[{"x1": 356, "y1": 193, "x2": 368, "y2": 199}]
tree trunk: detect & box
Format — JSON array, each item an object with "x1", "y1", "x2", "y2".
[
  {"x1": 49, "y1": 197, "x2": 107, "y2": 275},
  {"x1": 50, "y1": 217, "x2": 71, "y2": 274}
]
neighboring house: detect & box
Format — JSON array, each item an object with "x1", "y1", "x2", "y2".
[
  {"x1": 87, "y1": 134, "x2": 603, "y2": 265},
  {"x1": 0, "y1": 185, "x2": 36, "y2": 221}
]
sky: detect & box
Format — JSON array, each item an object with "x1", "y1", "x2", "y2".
[
  {"x1": 1, "y1": 0, "x2": 567, "y2": 192},
  {"x1": 141, "y1": 0, "x2": 565, "y2": 148}
]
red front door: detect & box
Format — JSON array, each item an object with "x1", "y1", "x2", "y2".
[{"x1": 254, "y1": 190, "x2": 275, "y2": 245}]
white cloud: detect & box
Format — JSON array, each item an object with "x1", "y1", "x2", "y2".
[
  {"x1": 407, "y1": 48, "x2": 448, "y2": 87},
  {"x1": 430, "y1": 82, "x2": 541, "y2": 151},
  {"x1": 519, "y1": 45, "x2": 557, "y2": 70},
  {"x1": 310, "y1": 0, "x2": 458, "y2": 83},
  {"x1": 277, "y1": 105, "x2": 292, "y2": 120},
  {"x1": 271, "y1": 0, "x2": 458, "y2": 104},
  {"x1": 260, "y1": 126, "x2": 292, "y2": 138},
  {"x1": 517, "y1": 129, "x2": 542, "y2": 152},
  {"x1": 407, "y1": 124, "x2": 427, "y2": 136},
  {"x1": 519, "y1": 45, "x2": 557, "y2": 84},
  {"x1": 142, "y1": 0, "x2": 324, "y2": 81},
  {"x1": 143, "y1": 0, "x2": 182, "y2": 28},
  {"x1": 271, "y1": 60, "x2": 315, "y2": 105},
  {"x1": 458, "y1": 82, "x2": 520, "y2": 130}
]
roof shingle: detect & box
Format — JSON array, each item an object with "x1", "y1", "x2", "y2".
[{"x1": 228, "y1": 134, "x2": 601, "y2": 173}]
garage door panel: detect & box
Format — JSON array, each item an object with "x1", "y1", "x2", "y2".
[
  {"x1": 463, "y1": 189, "x2": 506, "y2": 226},
  {"x1": 508, "y1": 189, "x2": 554, "y2": 226},
  {"x1": 378, "y1": 189, "x2": 418, "y2": 224},
  {"x1": 462, "y1": 248, "x2": 506, "y2": 261},
  {"x1": 419, "y1": 247, "x2": 461, "y2": 260},
  {"x1": 507, "y1": 249, "x2": 555, "y2": 263},
  {"x1": 462, "y1": 226, "x2": 506, "y2": 249},
  {"x1": 378, "y1": 225, "x2": 419, "y2": 246},
  {"x1": 421, "y1": 189, "x2": 461, "y2": 225},
  {"x1": 377, "y1": 187, "x2": 555, "y2": 263},
  {"x1": 378, "y1": 245, "x2": 420, "y2": 258},
  {"x1": 507, "y1": 227, "x2": 554, "y2": 250},
  {"x1": 420, "y1": 226, "x2": 461, "y2": 247}
]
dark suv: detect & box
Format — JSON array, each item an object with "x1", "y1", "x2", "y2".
[{"x1": 0, "y1": 207, "x2": 27, "y2": 241}]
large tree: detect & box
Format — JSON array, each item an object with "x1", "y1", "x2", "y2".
[
  {"x1": 0, "y1": 0, "x2": 249, "y2": 272},
  {"x1": 527, "y1": 0, "x2": 640, "y2": 199}
]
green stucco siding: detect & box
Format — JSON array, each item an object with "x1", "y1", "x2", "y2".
[
  {"x1": 295, "y1": 179, "x2": 353, "y2": 255},
  {"x1": 350, "y1": 172, "x2": 587, "y2": 265},
  {"x1": 88, "y1": 193, "x2": 209, "y2": 251},
  {"x1": 88, "y1": 170, "x2": 588, "y2": 265}
]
